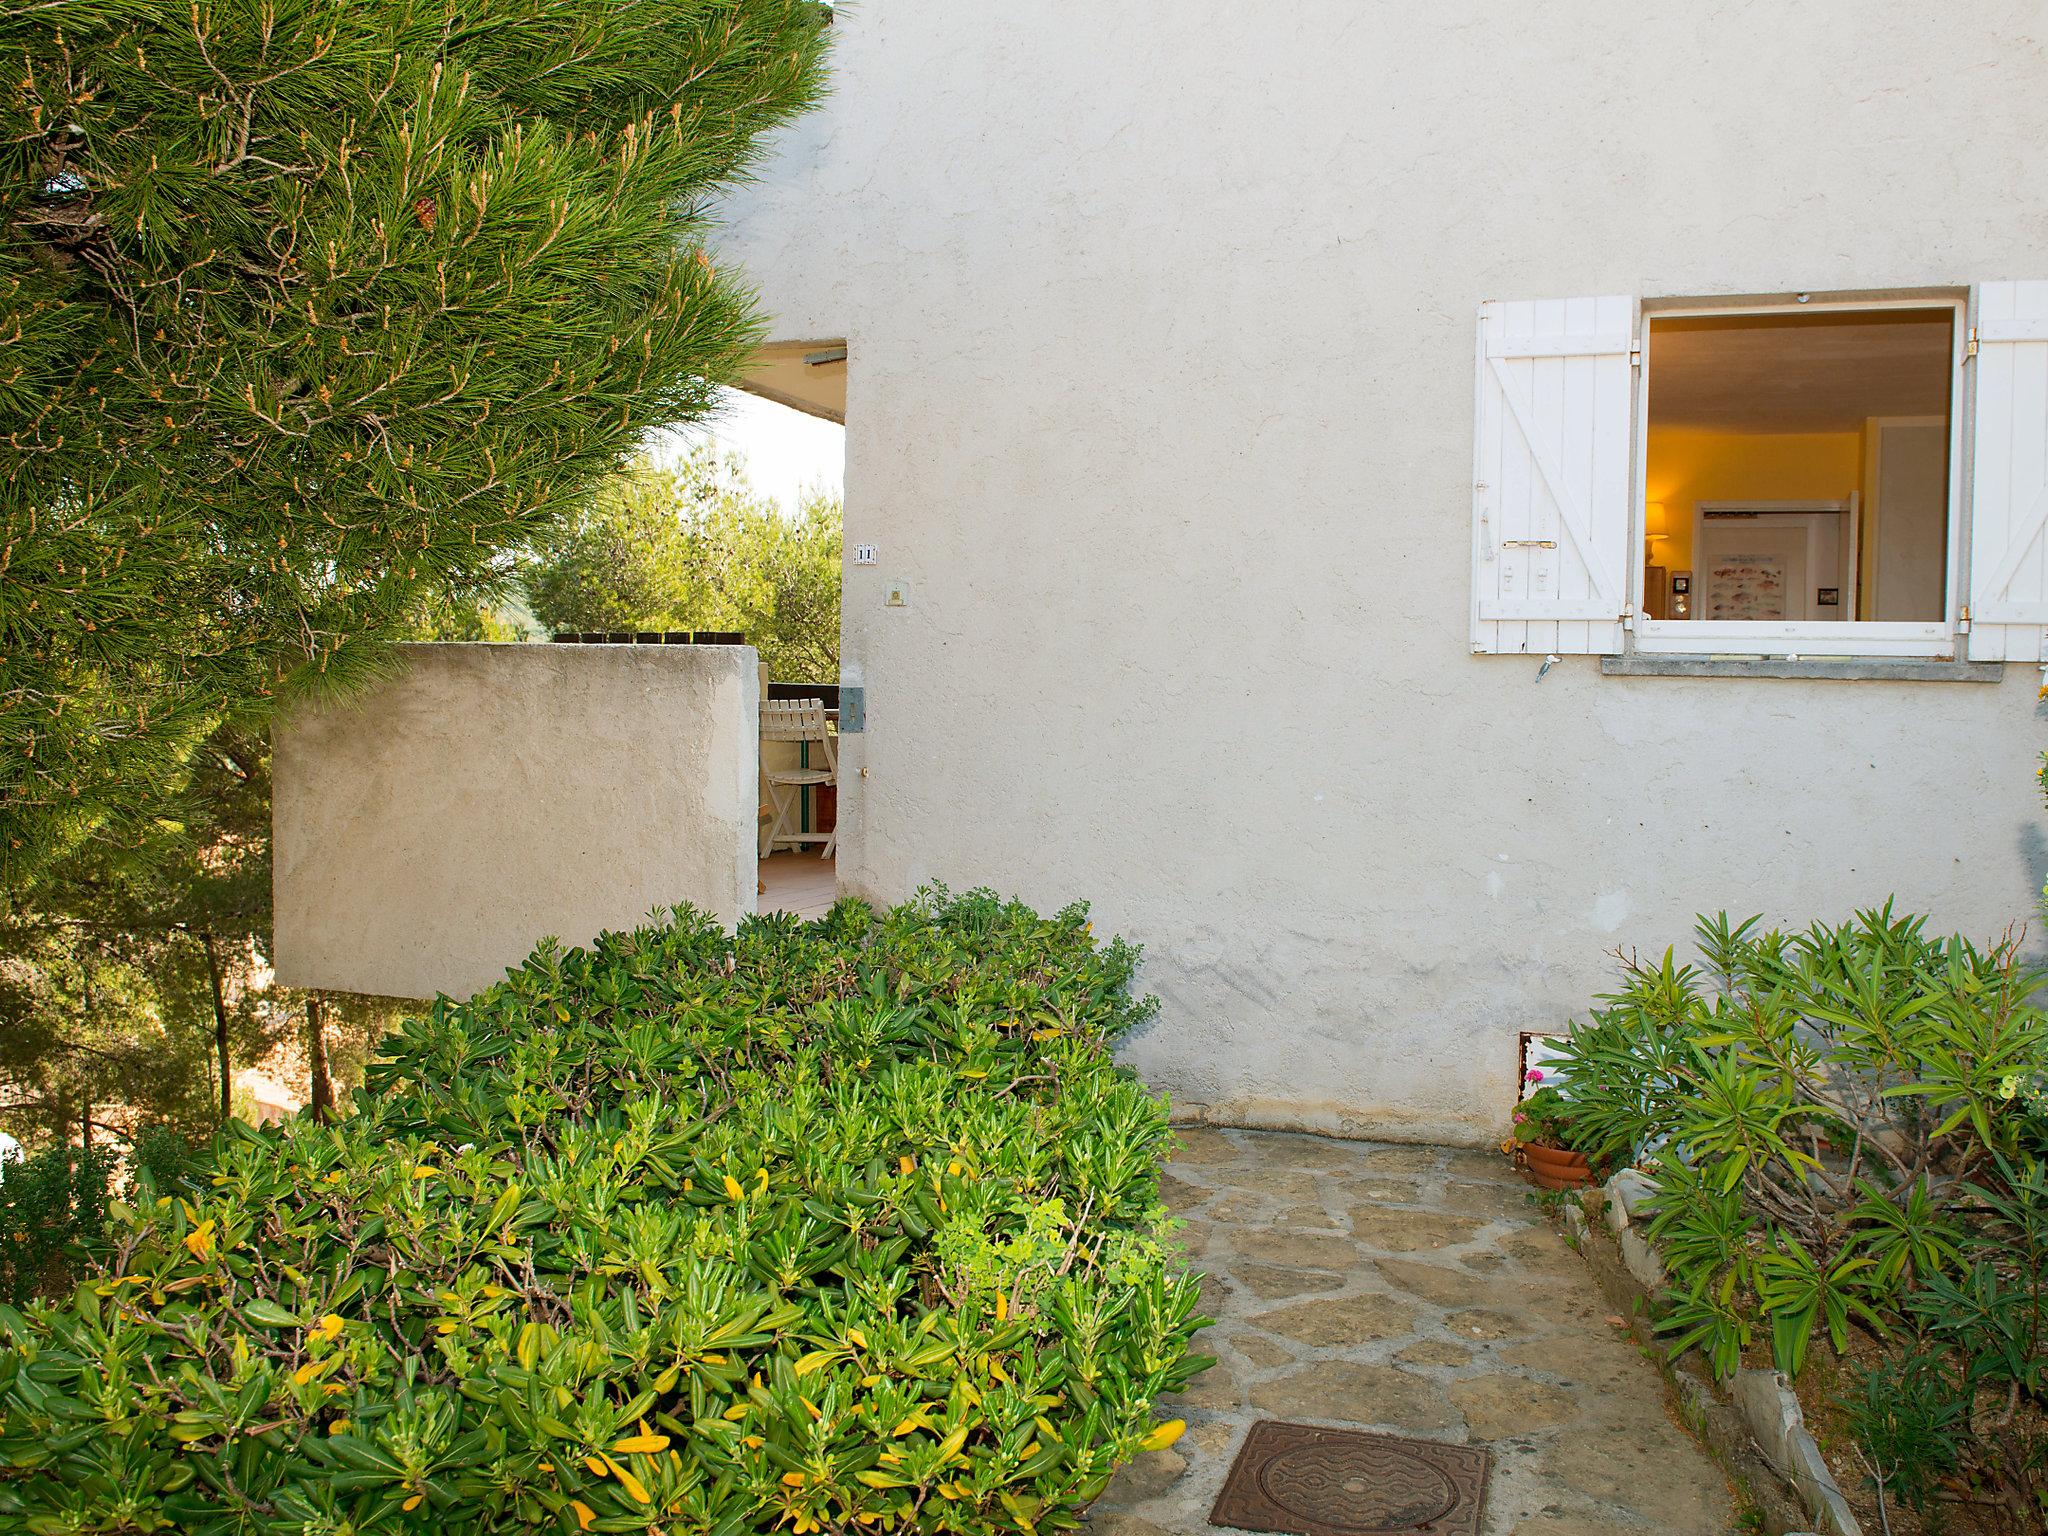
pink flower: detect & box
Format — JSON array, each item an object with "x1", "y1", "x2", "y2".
[{"x1": 1524, "y1": 1068, "x2": 1544, "y2": 1083}]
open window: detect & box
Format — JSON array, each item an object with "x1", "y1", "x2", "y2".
[
  {"x1": 1473, "y1": 284, "x2": 2048, "y2": 664},
  {"x1": 1634, "y1": 301, "x2": 1962, "y2": 657}
]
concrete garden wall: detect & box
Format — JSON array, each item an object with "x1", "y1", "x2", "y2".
[
  {"x1": 717, "y1": 3, "x2": 2048, "y2": 1144},
  {"x1": 273, "y1": 644, "x2": 759, "y2": 1000}
]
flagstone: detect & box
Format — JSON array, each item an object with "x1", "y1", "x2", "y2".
[
  {"x1": 1251, "y1": 1292, "x2": 1418, "y2": 1347},
  {"x1": 1080, "y1": 1128, "x2": 1734, "y2": 1536}
]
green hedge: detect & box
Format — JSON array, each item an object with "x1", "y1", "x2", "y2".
[{"x1": 0, "y1": 890, "x2": 1209, "y2": 1534}]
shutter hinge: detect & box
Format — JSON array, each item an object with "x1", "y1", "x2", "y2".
[
  {"x1": 1621, "y1": 607, "x2": 1636, "y2": 630},
  {"x1": 1629, "y1": 341, "x2": 1643, "y2": 367},
  {"x1": 1965, "y1": 328, "x2": 1980, "y2": 360},
  {"x1": 1959, "y1": 604, "x2": 1971, "y2": 632}
]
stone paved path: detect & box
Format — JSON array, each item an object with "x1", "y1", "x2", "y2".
[{"x1": 1088, "y1": 1128, "x2": 1737, "y2": 1536}]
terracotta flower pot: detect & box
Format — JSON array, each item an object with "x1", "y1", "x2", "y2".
[{"x1": 1518, "y1": 1140, "x2": 1594, "y2": 1192}]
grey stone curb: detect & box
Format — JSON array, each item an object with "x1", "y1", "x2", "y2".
[{"x1": 1586, "y1": 1174, "x2": 1863, "y2": 1536}]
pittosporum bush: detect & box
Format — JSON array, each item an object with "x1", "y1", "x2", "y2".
[
  {"x1": 0, "y1": 889, "x2": 1210, "y2": 1535},
  {"x1": 1548, "y1": 905, "x2": 2048, "y2": 1524}
]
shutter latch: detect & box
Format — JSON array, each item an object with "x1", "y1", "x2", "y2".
[
  {"x1": 1966, "y1": 328, "x2": 1980, "y2": 360},
  {"x1": 1500, "y1": 539, "x2": 1557, "y2": 549}
]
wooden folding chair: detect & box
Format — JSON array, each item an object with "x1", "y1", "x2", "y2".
[{"x1": 759, "y1": 698, "x2": 837, "y2": 858}]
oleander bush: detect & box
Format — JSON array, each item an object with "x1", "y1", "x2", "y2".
[
  {"x1": 0, "y1": 889, "x2": 1210, "y2": 1535},
  {"x1": 1548, "y1": 905, "x2": 2048, "y2": 1524}
]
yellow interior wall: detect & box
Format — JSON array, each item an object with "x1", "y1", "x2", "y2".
[{"x1": 1645, "y1": 427, "x2": 1865, "y2": 575}]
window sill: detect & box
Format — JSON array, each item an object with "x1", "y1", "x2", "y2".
[{"x1": 1600, "y1": 655, "x2": 2003, "y2": 683}]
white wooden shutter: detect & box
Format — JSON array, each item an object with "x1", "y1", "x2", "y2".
[
  {"x1": 1472, "y1": 297, "x2": 1634, "y2": 655},
  {"x1": 1968, "y1": 281, "x2": 2048, "y2": 661}
]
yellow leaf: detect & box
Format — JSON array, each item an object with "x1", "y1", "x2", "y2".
[
  {"x1": 722, "y1": 1175, "x2": 745, "y2": 1202},
  {"x1": 403, "y1": 1494, "x2": 422, "y2": 1511},
  {"x1": 995, "y1": 1293, "x2": 1008, "y2": 1322},
  {"x1": 603, "y1": 1454, "x2": 650, "y2": 1504},
  {"x1": 723, "y1": 1404, "x2": 750, "y2": 1421},
  {"x1": 947, "y1": 1160, "x2": 962, "y2": 1176},
  {"x1": 937, "y1": 1423, "x2": 969, "y2": 1461},
  {"x1": 571, "y1": 1500, "x2": 596, "y2": 1531},
  {"x1": 585, "y1": 1455, "x2": 609, "y2": 1477},
  {"x1": 781, "y1": 1471, "x2": 806, "y2": 1488},
  {"x1": 890, "y1": 1411, "x2": 931, "y2": 1437},
  {"x1": 959, "y1": 1069, "x2": 988, "y2": 1080},
  {"x1": 610, "y1": 1433, "x2": 669, "y2": 1455},
  {"x1": 898, "y1": 1155, "x2": 915, "y2": 1175},
  {"x1": 845, "y1": 1327, "x2": 868, "y2": 1349},
  {"x1": 328, "y1": 1419, "x2": 350, "y2": 1436},
  {"x1": 793, "y1": 1350, "x2": 837, "y2": 1377},
  {"x1": 314, "y1": 1313, "x2": 344, "y2": 1342},
  {"x1": 1137, "y1": 1418, "x2": 1185, "y2": 1453}
]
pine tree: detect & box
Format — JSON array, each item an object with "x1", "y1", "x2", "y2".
[{"x1": 0, "y1": 0, "x2": 830, "y2": 883}]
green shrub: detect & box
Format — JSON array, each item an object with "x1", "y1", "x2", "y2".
[
  {"x1": 1550, "y1": 905, "x2": 2047, "y2": 1379},
  {"x1": 0, "y1": 1143, "x2": 115, "y2": 1306},
  {"x1": 1838, "y1": 1349, "x2": 1965, "y2": 1515},
  {"x1": 0, "y1": 889, "x2": 1210, "y2": 1534},
  {"x1": 126, "y1": 1124, "x2": 201, "y2": 1201},
  {"x1": 1551, "y1": 905, "x2": 2048, "y2": 1521}
]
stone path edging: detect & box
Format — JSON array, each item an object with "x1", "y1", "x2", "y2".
[{"x1": 1574, "y1": 1173, "x2": 1861, "y2": 1536}]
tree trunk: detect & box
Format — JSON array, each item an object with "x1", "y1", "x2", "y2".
[
  {"x1": 78, "y1": 953, "x2": 95, "y2": 1153},
  {"x1": 306, "y1": 993, "x2": 333, "y2": 1122},
  {"x1": 202, "y1": 932, "x2": 231, "y2": 1126}
]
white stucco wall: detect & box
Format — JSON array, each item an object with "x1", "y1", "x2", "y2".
[
  {"x1": 715, "y1": 3, "x2": 2048, "y2": 1143},
  {"x1": 274, "y1": 645, "x2": 758, "y2": 1000}
]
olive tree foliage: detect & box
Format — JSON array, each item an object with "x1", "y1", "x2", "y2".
[
  {"x1": 523, "y1": 443, "x2": 842, "y2": 682},
  {"x1": 0, "y1": 0, "x2": 831, "y2": 885}
]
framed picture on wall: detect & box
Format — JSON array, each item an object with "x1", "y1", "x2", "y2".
[{"x1": 1693, "y1": 500, "x2": 1857, "y2": 623}]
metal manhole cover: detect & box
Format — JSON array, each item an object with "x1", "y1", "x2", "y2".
[{"x1": 1209, "y1": 1421, "x2": 1490, "y2": 1536}]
